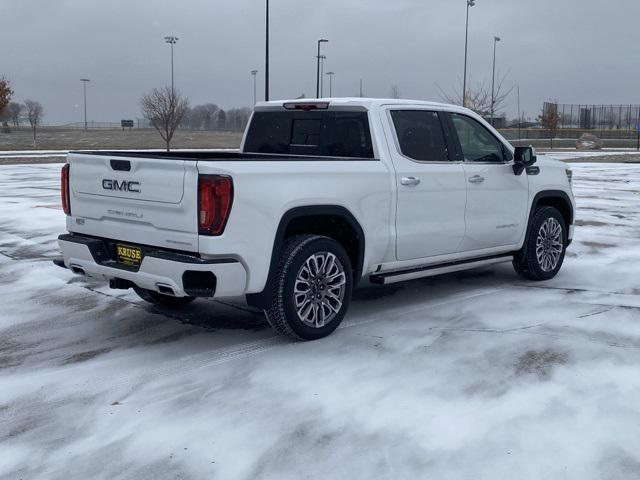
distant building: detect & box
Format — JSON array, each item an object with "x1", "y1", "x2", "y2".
[{"x1": 482, "y1": 115, "x2": 507, "y2": 129}]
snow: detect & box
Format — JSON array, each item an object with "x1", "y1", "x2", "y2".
[{"x1": 1, "y1": 160, "x2": 640, "y2": 479}]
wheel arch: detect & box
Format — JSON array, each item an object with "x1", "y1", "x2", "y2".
[
  {"x1": 246, "y1": 205, "x2": 366, "y2": 309},
  {"x1": 525, "y1": 190, "x2": 574, "y2": 244},
  {"x1": 531, "y1": 190, "x2": 574, "y2": 225}
]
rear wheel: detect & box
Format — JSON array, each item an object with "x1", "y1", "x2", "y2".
[
  {"x1": 133, "y1": 287, "x2": 196, "y2": 307},
  {"x1": 513, "y1": 206, "x2": 567, "y2": 281},
  {"x1": 265, "y1": 235, "x2": 353, "y2": 341}
]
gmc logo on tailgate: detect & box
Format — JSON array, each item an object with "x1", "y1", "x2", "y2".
[{"x1": 102, "y1": 179, "x2": 141, "y2": 193}]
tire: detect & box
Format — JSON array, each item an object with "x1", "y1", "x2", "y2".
[
  {"x1": 133, "y1": 286, "x2": 196, "y2": 307},
  {"x1": 264, "y1": 235, "x2": 353, "y2": 341},
  {"x1": 513, "y1": 206, "x2": 567, "y2": 281}
]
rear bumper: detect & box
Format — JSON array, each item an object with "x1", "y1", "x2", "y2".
[{"x1": 58, "y1": 234, "x2": 247, "y2": 298}]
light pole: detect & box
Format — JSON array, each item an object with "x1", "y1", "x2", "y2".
[
  {"x1": 251, "y1": 70, "x2": 258, "y2": 105},
  {"x1": 490, "y1": 36, "x2": 501, "y2": 126},
  {"x1": 462, "y1": 0, "x2": 476, "y2": 108},
  {"x1": 80, "y1": 78, "x2": 90, "y2": 130},
  {"x1": 316, "y1": 39, "x2": 328, "y2": 98},
  {"x1": 319, "y1": 55, "x2": 327, "y2": 97},
  {"x1": 164, "y1": 36, "x2": 178, "y2": 91},
  {"x1": 326, "y1": 71, "x2": 335, "y2": 97},
  {"x1": 265, "y1": 0, "x2": 270, "y2": 101}
]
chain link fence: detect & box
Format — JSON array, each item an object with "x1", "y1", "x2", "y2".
[{"x1": 544, "y1": 102, "x2": 640, "y2": 131}]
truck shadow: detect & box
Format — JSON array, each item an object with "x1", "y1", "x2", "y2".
[{"x1": 157, "y1": 265, "x2": 517, "y2": 335}]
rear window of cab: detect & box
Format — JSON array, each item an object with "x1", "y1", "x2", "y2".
[{"x1": 244, "y1": 111, "x2": 374, "y2": 159}]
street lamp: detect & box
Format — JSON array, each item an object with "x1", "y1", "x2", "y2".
[
  {"x1": 319, "y1": 55, "x2": 327, "y2": 97},
  {"x1": 251, "y1": 70, "x2": 258, "y2": 105},
  {"x1": 462, "y1": 0, "x2": 476, "y2": 108},
  {"x1": 316, "y1": 39, "x2": 328, "y2": 98},
  {"x1": 80, "y1": 78, "x2": 90, "y2": 130},
  {"x1": 326, "y1": 71, "x2": 335, "y2": 97},
  {"x1": 490, "y1": 36, "x2": 501, "y2": 126},
  {"x1": 164, "y1": 35, "x2": 178, "y2": 91},
  {"x1": 265, "y1": 0, "x2": 270, "y2": 101}
]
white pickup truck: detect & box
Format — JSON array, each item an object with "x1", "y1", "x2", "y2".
[{"x1": 58, "y1": 98, "x2": 575, "y2": 340}]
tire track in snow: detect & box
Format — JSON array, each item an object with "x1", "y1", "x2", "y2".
[{"x1": 35, "y1": 287, "x2": 505, "y2": 395}]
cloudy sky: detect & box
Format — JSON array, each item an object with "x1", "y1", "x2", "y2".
[{"x1": 3, "y1": 0, "x2": 639, "y2": 124}]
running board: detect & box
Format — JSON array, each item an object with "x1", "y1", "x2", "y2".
[{"x1": 370, "y1": 255, "x2": 513, "y2": 285}]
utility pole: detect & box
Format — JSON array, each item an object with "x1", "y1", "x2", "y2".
[
  {"x1": 164, "y1": 36, "x2": 178, "y2": 91},
  {"x1": 80, "y1": 78, "x2": 90, "y2": 130},
  {"x1": 359, "y1": 79, "x2": 363, "y2": 98},
  {"x1": 251, "y1": 70, "x2": 258, "y2": 105},
  {"x1": 319, "y1": 55, "x2": 326, "y2": 97},
  {"x1": 517, "y1": 84, "x2": 521, "y2": 146},
  {"x1": 316, "y1": 39, "x2": 328, "y2": 98},
  {"x1": 462, "y1": 0, "x2": 476, "y2": 107},
  {"x1": 265, "y1": 0, "x2": 270, "y2": 101},
  {"x1": 326, "y1": 71, "x2": 335, "y2": 97},
  {"x1": 490, "y1": 36, "x2": 501, "y2": 126}
]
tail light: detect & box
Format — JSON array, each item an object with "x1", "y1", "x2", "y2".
[
  {"x1": 61, "y1": 164, "x2": 71, "y2": 215},
  {"x1": 198, "y1": 175, "x2": 233, "y2": 236}
]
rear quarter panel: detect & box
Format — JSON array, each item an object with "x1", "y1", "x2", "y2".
[{"x1": 197, "y1": 159, "x2": 393, "y2": 293}]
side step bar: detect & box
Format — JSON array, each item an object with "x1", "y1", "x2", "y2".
[{"x1": 370, "y1": 254, "x2": 513, "y2": 285}]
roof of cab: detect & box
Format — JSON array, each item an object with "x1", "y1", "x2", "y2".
[{"x1": 255, "y1": 97, "x2": 470, "y2": 113}]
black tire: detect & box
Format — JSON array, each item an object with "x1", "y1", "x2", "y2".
[
  {"x1": 513, "y1": 206, "x2": 567, "y2": 281},
  {"x1": 133, "y1": 286, "x2": 196, "y2": 307},
  {"x1": 264, "y1": 235, "x2": 353, "y2": 341}
]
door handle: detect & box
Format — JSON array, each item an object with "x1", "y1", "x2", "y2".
[
  {"x1": 468, "y1": 175, "x2": 485, "y2": 184},
  {"x1": 401, "y1": 177, "x2": 421, "y2": 187}
]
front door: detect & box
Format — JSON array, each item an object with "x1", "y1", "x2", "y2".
[
  {"x1": 448, "y1": 112, "x2": 529, "y2": 251},
  {"x1": 386, "y1": 109, "x2": 467, "y2": 261}
]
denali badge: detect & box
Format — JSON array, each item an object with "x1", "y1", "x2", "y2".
[{"x1": 102, "y1": 179, "x2": 141, "y2": 193}]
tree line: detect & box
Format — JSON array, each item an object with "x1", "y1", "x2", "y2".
[
  {"x1": 1, "y1": 76, "x2": 45, "y2": 146},
  {"x1": 140, "y1": 87, "x2": 252, "y2": 151}
]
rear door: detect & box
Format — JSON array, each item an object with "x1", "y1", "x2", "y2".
[
  {"x1": 68, "y1": 153, "x2": 200, "y2": 252},
  {"x1": 447, "y1": 112, "x2": 529, "y2": 251},
  {"x1": 385, "y1": 109, "x2": 467, "y2": 261}
]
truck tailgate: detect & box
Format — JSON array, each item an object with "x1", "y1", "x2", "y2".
[{"x1": 67, "y1": 153, "x2": 199, "y2": 252}]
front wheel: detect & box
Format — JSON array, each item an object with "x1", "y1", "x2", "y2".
[
  {"x1": 513, "y1": 206, "x2": 567, "y2": 281},
  {"x1": 265, "y1": 235, "x2": 353, "y2": 341}
]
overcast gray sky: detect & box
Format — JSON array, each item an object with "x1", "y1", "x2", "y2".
[{"x1": 3, "y1": 0, "x2": 639, "y2": 124}]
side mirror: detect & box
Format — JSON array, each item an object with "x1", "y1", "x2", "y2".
[{"x1": 513, "y1": 146, "x2": 537, "y2": 175}]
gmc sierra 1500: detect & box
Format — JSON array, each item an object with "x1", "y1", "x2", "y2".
[{"x1": 58, "y1": 98, "x2": 575, "y2": 340}]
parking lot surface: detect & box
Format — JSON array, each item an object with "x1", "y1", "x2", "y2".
[{"x1": 1, "y1": 161, "x2": 640, "y2": 480}]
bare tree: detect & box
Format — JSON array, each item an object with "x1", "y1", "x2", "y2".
[
  {"x1": 140, "y1": 86, "x2": 189, "y2": 151},
  {"x1": 439, "y1": 74, "x2": 514, "y2": 116},
  {"x1": 390, "y1": 85, "x2": 401, "y2": 99},
  {"x1": 24, "y1": 100, "x2": 44, "y2": 147},
  {"x1": 184, "y1": 103, "x2": 219, "y2": 130},
  {"x1": 539, "y1": 100, "x2": 561, "y2": 149},
  {"x1": 8, "y1": 102, "x2": 23, "y2": 127},
  {"x1": 0, "y1": 76, "x2": 13, "y2": 117},
  {"x1": 226, "y1": 107, "x2": 252, "y2": 132}
]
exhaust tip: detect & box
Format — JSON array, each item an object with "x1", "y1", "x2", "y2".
[
  {"x1": 156, "y1": 284, "x2": 176, "y2": 296},
  {"x1": 70, "y1": 265, "x2": 85, "y2": 275}
]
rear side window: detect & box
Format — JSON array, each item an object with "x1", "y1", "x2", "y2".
[
  {"x1": 390, "y1": 110, "x2": 449, "y2": 162},
  {"x1": 244, "y1": 111, "x2": 374, "y2": 158}
]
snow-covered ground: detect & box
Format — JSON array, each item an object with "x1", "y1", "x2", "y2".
[{"x1": 1, "y1": 161, "x2": 640, "y2": 479}]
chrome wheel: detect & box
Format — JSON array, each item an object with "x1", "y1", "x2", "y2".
[
  {"x1": 294, "y1": 251, "x2": 347, "y2": 328},
  {"x1": 536, "y1": 217, "x2": 563, "y2": 272}
]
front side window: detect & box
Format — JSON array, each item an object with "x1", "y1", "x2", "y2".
[
  {"x1": 451, "y1": 113, "x2": 506, "y2": 163},
  {"x1": 390, "y1": 110, "x2": 449, "y2": 162},
  {"x1": 244, "y1": 111, "x2": 374, "y2": 158}
]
